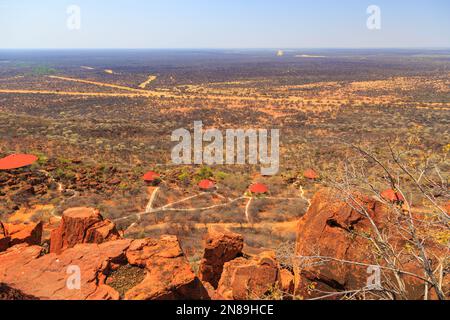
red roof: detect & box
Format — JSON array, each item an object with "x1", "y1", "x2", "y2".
[
  {"x1": 142, "y1": 171, "x2": 161, "y2": 182},
  {"x1": 198, "y1": 179, "x2": 215, "y2": 190},
  {"x1": 249, "y1": 183, "x2": 269, "y2": 194},
  {"x1": 0, "y1": 154, "x2": 38, "y2": 170},
  {"x1": 381, "y1": 189, "x2": 405, "y2": 203},
  {"x1": 304, "y1": 169, "x2": 319, "y2": 180}
]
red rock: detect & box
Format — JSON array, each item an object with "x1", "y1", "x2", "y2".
[
  {"x1": 381, "y1": 189, "x2": 405, "y2": 203},
  {"x1": 279, "y1": 269, "x2": 295, "y2": 296},
  {"x1": 217, "y1": 252, "x2": 281, "y2": 300},
  {"x1": 199, "y1": 230, "x2": 244, "y2": 288},
  {"x1": 294, "y1": 188, "x2": 441, "y2": 300},
  {"x1": 294, "y1": 189, "x2": 390, "y2": 298},
  {"x1": 88, "y1": 285, "x2": 121, "y2": 300},
  {"x1": 3, "y1": 222, "x2": 43, "y2": 247},
  {"x1": 50, "y1": 207, "x2": 121, "y2": 254},
  {"x1": 125, "y1": 236, "x2": 209, "y2": 300},
  {"x1": 0, "y1": 234, "x2": 212, "y2": 301},
  {"x1": 0, "y1": 240, "x2": 131, "y2": 300},
  {"x1": 202, "y1": 282, "x2": 225, "y2": 300},
  {"x1": 126, "y1": 236, "x2": 182, "y2": 266}
]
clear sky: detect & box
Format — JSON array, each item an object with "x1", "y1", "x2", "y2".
[{"x1": 1, "y1": 0, "x2": 449, "y2": 49}]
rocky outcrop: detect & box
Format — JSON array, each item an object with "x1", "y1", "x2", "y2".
[
  {"x1": 294, "y1": 189, "x2": 384, "y2": 298},
  {"x1": 217, "y1": 252, "x2": 281, "y2": 300},
  {"x1": 0, "y1": 236, "x2": 210, "y2": 300},
  {"x1": 0, "y1": 207, "x2": 209, "y2": 301},
  {"x1": 199, "y1": 230, "x2": 244, "y2": 288},
  {"x1": 124, "y1": 236, "x2": 210, "y2": 300},
  {"x1": 2, "y1": 205, "x2": 284, "y2": 301},
  {"x1": 0, "y1": 241, "x2": 130, "y2": 300},
  {"x1": 50, "y1": 207, "x2": 120, "y2": 254},
  {"x1": 293, "y1": 188, "x2": 445, "y2": 300},
  {"x1": 0, "y1": 221, "x2": 43, "y2": 252}
]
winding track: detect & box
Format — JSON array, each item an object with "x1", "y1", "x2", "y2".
[
  {"x1": 1, "y1": 74, "x2": 449, "y2": 111},
  {"x1": 0, "y1": 75, "x2": 340, "y2": 103}
]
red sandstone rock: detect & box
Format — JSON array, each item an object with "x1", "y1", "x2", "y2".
[
  {"x1": 293, "y1": 188, "x2": 443, "y2": 300},
  {"x1": 50, "y1": 207, "x2": 120, "y2": 254},
  {"x1": 125, "y1": 236, "x2": 209, "y2": 300},
  {"x1": 3, "y1": 222, "x2": 43, "y2": 247},
  {"x1": 0, "y1": 206, "x2": 220, "y2": 301},
  {"x1": 0, "y1": 240, "x2": 131, "y2": 300},
  {"x1": 199, "y1": 230, "x2": 244, "y2": 288},
  {"x1": 217, "y1": 252, "x2": 281, "y2": 300},
  {"x1": 0, "y1": 234, "x2": 210, "y2": 301},
  {"x1": 0, "y1": 221, "x2": 43, "y2": 252},
  {"x1": 202, "y1": 282, "x2": 225, "y2": 300},
  {"x1": 279, "y1": 269, "x2": 295, "y2": 296},
  {"x1": 381, "y1": 189, "x2": 405, "y2": 203},
  {"x1": 294, "y1": 189, "x2": 384, "y2": 298}
]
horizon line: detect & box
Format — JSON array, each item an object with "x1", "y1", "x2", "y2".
[{"x1": 1, "y1": 47, "x2": 450, "y2": 51}]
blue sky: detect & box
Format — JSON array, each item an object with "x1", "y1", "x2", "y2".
[{"x1": 1, "y1": 0, "x2": 449, "y2": 49}]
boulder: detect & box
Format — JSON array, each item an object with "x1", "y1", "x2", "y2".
[
  {"x1": 0, "y1": 234, "x2": 211, "y2": 301},
  {"x1": 199, "y1": 230, "x2": 244, "y2": 288},
  {"x1": 3, "y1": 222, "x2": 43, "y2": 247},
  {"x1": 294, "y1": 188, "x2": 444, "y2": 300},
  {"x1": 1, "y1": 204, "x2": 213, "y2": 301},
  {"x1": 0, "y1": 240, "x2": 131, "y2": 300},
  {"x1": 0, "y1": 221, "x2": 43, "y2": 252},
  {"x1": 125, "y1": 236, "x2": 209, "y2": 300},
  {"x1": 217, "y1": 252, "x2": 281, "y2": 300},
  {"x1": 50, "y1": 207, "x2": 121, "y2": 254},
  {"x1": 279, "y1": 269, "x2": 295, "y2": 297}
]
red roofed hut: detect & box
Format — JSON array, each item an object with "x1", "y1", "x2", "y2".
[
  {"x1": 249, "y1": 183, "x2": 269, "y2": 195},
  {"x1": 198, "y1": 179, "x2": 216, "y2": 191},
  {"x1": 142, "y1": 171, "x2": 161, "y2": 185},
  {"x1": 0, "y1": 154, "x2": 38, "y2": 170},
  {"x1": 381, "y1": 189, "x2": 405, "y2": 204},
  {"x1": 304, "y1": 169, "x2": 319, "y2": 180}
]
